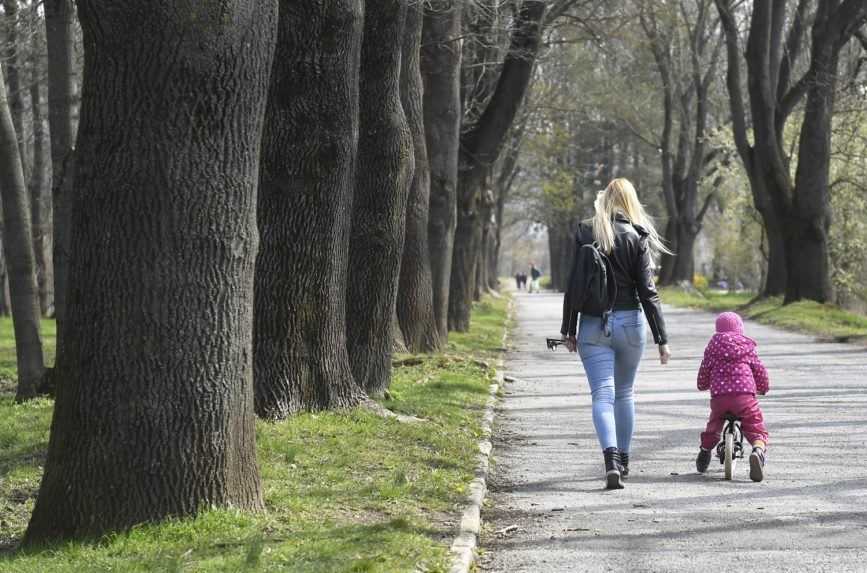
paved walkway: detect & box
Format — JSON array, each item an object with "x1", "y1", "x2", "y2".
[{"x1": 480, "y1": 292, "x2": 867, "y2": 572}]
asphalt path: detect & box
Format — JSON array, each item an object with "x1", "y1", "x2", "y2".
[{"x1": 480, "y1": 292, "x2": 867, "y2": 572}]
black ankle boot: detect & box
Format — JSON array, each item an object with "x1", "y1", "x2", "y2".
[
  {"x1": 619, "y1": 450, "x2": 630, "y2": 480},
  {"x1": 603, "y1": 447, "x2": 624, "y2": 490}
]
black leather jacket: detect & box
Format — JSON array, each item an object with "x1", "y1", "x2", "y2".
[{"x1": 561, "y1": 215, "x2": 668, "y2": 345}]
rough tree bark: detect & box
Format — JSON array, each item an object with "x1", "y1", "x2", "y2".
[
  {"x1": 422, "y1": 0, "x2": 462, "y2": 342},
  {"x1": 24, "y1": 1, "x2": 276, "y2": 543},
  {"x1": 716, "y1": 0, "x2": 788, "y2": 296},
  {"x1": 392, "y1": 307, "x2": 408, "y2": 354},
  {"x1": 397, "y1": 1, "x2": 442, "y2": 353},
  {"x1": 475, "y1": 186, "x2": 495, "y2": 299},
  {"x1": 745, "y1": 1, "x2": 798, "y2": 298},
  {"x1": 2, "y1": 0, "x2": 27, "y2": 171},
  {"x1": 347, "y1": 0, "x2": 414, "y2": 397},
  {"x1": 0, "y1": 62, "x2": 44, "y2": 403},
  {"x1": 29, "y1": 28, "x2": 53, "y2": 316},
  {"x1": 449, "y1": 0, "x2": 546, "y2": 331},
  {"x1": 785, "y1": 0, "x2": 867, "y2": 302},
  {"x1": 40, "y1": 0, "x2": 76, "y2": 394},
  {"x1": 254, "y1": 0, "x2": 366, "y2": 418},
  {"x1": 44, "y1": 0, "x2": 75, "y2": 315},
  {"x1": 0, "y1": 247, "x2": 7, "y2": 315}
]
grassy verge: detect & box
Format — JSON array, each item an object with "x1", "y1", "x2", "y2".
[
  {"x1": 0, "y1": 318, "x2": 56, "y2": 385},
  {"x1": 0, "y1": 296, "x2": 509, "y2": 572},
  {"x1": 660, "y1": 287, "x2": 867, "y2": 341}
]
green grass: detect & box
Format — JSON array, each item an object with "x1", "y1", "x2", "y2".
[
  {"x1": 0, "y1": 297, "x2": 510, "y2": 572},
  {"x1": 659, "y1": 288, "x2": 754, "y2": 313},
  {"x1": 0, "y1": 318, "x2": 56, "y2": 384},
  {"x1": 660, "y1": 287, "x2": 867, "y2": 341}
]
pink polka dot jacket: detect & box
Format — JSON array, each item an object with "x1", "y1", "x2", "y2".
[{"x1": 697, "y1": 332, "x2": 770, "y2": 397}]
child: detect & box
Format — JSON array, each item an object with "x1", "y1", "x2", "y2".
[{"x1": 695, "y1": 312, "x2": 769, "y2": 482}]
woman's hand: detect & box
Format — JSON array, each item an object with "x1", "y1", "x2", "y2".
[
  {"x1": 565, "y1": 335, "x2": 577, "y2": 353},
  {"x1": 658, "y1": 344, "x2": 671, "y2": 365}
]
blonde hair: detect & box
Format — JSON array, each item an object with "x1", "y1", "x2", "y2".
[{"x1": 591, "y1": 178, "x2": 671, "y2": 256}]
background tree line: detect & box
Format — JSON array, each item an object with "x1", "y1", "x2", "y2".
[{"x1": 505, "y1": 0, "x2": 867, "y2": 307}]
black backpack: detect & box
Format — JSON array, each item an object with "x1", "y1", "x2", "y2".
[{"x1": 561, "y1": 226, "x2": 618, "y2": 336}]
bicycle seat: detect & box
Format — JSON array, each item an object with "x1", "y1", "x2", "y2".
[{"x1": 722, "y1": 413, "x2": 741, "y2": 422}]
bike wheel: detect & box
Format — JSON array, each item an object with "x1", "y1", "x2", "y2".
[{"x1": 724, "y1": 432, "x2": 735, "y2": 480}]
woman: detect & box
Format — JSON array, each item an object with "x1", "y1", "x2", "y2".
[{"x1": 561, "y1": 178, "x2": 671, "y2": 490}]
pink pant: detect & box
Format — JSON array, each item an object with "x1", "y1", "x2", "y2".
[{"x1": 700, "y1": 393, "x2": 768, "y2": 450}]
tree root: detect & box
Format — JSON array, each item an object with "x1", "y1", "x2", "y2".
[{"x1": 359, "y1": 398, "x2": 426, "y2": 424}]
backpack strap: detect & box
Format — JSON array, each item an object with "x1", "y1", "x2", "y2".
[{"x1": 597, "y1": 246, "x2": 618, "y2": 337}]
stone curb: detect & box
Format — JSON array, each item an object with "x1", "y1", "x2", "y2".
[
  {"x1": 448, "y1": 297, "x2": 513, "y2": 573},
  {"x1": 448, "y1": 374, "x2": 500, "y2": 573}
]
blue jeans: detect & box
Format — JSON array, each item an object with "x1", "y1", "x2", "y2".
[{"x1": 577, "y1": 310, "x2": 646, "y2": 452}]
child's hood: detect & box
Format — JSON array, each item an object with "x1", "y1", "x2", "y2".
[{"x1": 708, "y1": 332, "x2": 756, "y2": 359}]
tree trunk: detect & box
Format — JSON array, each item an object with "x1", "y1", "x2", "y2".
[
  {"x1": 547, "y1": 227, "x2": 561, "y2": 291},
  {"x1": 347, "y1": 0, "x2": 413, "y2": 398},
  {"x1": 476, "y1": 187, "x2": 494, "y2": 299},
  {"x1": 658, "y1": 218, "x2": 678, "y2": 285},
  {"x1": 43, "y1": 0, "x2": 76, "y2": 383},
  {"x1": 396, "y1": 1, "x2": 442, "y2": 354},
  {"x1": 449, "y1": 0, "x2": 546, "y2": 332},
  {"x1": 487, "y1": 227, "x2": 499, "y2": 291},
  {"x1": 2, "y1": 0, "x2": 28, "y2": 174},
  {"x1": 29, "y1": 46, "x2": 53, "y2": 317},
  {"x1": 756, "y1": 199, "x2": 787, "y2": 296},
  {"x1": 24, "y1": 2, "x2": 275, "y2": 543},
  {"x1": 253, "y1": 0, "x2": 366, "y2": 419},
  {"x1": 422, "y1": 0, "x2": 461, "y2": 341},
  {"x1": 784, "y1": 212, "x2": 830, "y2": 303},
  {"x1": 0, "y1": 244, "x2": 8, "y2": 315},
  {"x1": 2, "y1": 271, "x2": 9, "y2": 316},
  {"x1": 560, "y1": 230, "x2": 573, "y2": 292},
  {"x1": 548, "y1": 223, "x2": 573, "y2": 292},
  {"x1": 670, "y1": 227, "x2": 697, "y2": 283},
  {"x1": 392, "y1": 307, "x2": 408, "y2": 354},
  {"x1": 448, "y1": 205, "x2": 481, "y2": 331},
  {"x1": 473, "y1": 254, "x2": 481, "y2": 301},
  {"x1": 785, "y1": 5, "x2": 844, "y2": 304},
  {"x1": 0, "y1": 62, "x2": 45, "y2": 403}
]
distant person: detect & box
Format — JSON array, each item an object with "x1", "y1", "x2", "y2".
[
  {"x1": 529, "y1": 263, "x2": 541, "y2": 293},
  {"x1": 695, "y1": 312, "x2": 769, "y2": 482},
  {"x1": 515, "y1": 272, "x2": 522, "y2": 290},
  {"x1": 561, "y1": 178, "x2": 671, "y2": 489}
]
